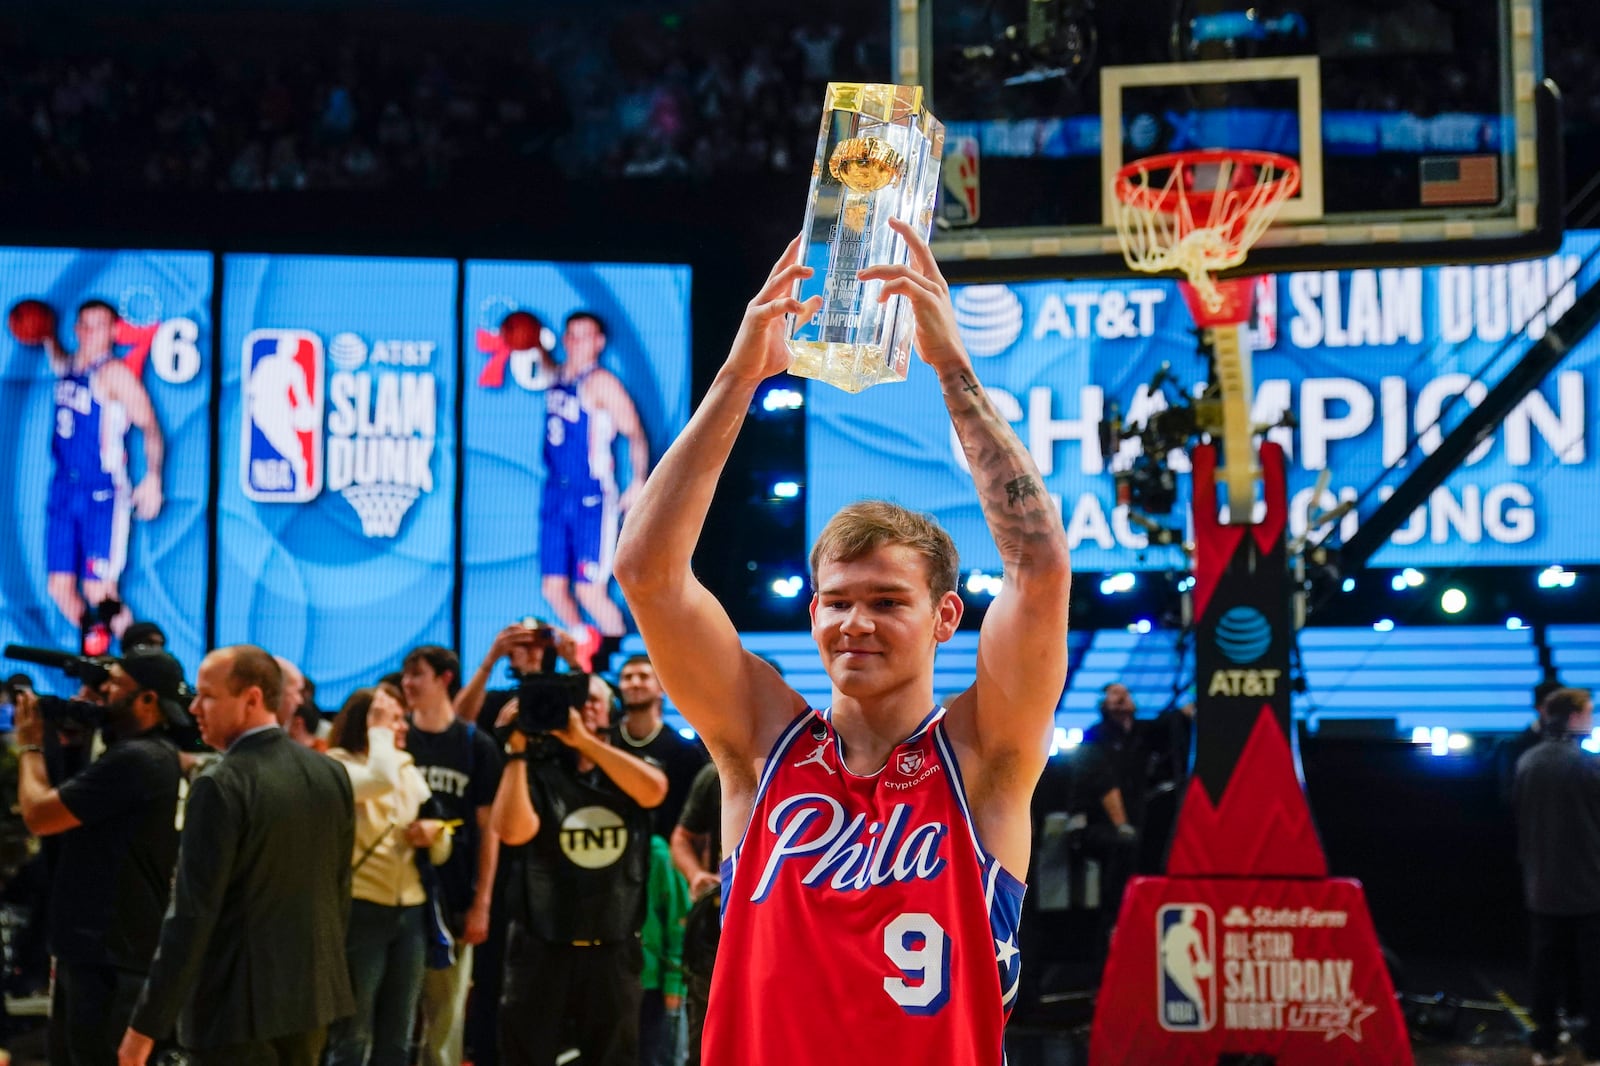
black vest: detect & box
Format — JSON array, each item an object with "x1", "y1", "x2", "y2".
[{"x1": 515, "y1": 748, "x2": 652, "y2": 943}]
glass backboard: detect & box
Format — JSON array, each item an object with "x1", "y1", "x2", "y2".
[{"x1": 897, "y1": 0, "x2": 1562, "y2": 278}]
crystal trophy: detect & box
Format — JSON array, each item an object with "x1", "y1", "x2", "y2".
[{"x1": 786, "y1": 83, "x2": 945, "y2": 394}]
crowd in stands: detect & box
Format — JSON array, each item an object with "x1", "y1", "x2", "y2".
[
  {"x1": 1, "y1": 0, "x2": 1597, "y2": 195},
  {"x1": 0, "y1": 4, "x2": 882, "y2": 192}
]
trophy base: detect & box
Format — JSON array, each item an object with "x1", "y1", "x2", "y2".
[{"x1": 786, "y1": 340, "x2": 903, "y2": 394}]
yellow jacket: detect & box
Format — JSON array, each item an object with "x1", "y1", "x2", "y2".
[{"x1": 330, "y1": 727, "x2": 451, "y2": 907}]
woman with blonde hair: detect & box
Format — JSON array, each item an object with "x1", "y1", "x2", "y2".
[{"x1": 324, "y1": 683, "x2": 451, "y2": 1066}]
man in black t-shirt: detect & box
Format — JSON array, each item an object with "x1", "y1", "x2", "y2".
[
  {"x1": 671, "y1": 761, "x2": 723, "y2": 1066},
  {"x1": 402, "y1": 644, "x2": 504, "y2": 1066},
  {"x1": 615, "y1": 655, "x2": 706, "y2": 837},
  {"x1": 491, "y1": 674, "x2": 667, "y2": 1066},
  {"x1": 13, "y1": 647, "x2": 185, "y2": 1066},
  {"x1": 451, "y1": 620, "x2": 585, "y2": 1066}
]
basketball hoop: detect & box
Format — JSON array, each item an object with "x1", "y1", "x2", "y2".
[
  {"x1": 341, "y1": 484, "x2": 420, "y2": 538},
  {"x1": 1111, "y1": 149, "x2": 1300, "y2": 318}
]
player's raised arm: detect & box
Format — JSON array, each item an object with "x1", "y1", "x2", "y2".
[
  {"x1": 861, "y1": 219, "x2": 1072, "y2": 772},
  {"x1": 614, "y1": 239, "x2": 821, "y2": 761},
  {"x1": 590, "y1": 370, "x2": 650, "y2": 513},
  {"x1": 103, "y1": 360, "x2": 165, "y2": 521}
]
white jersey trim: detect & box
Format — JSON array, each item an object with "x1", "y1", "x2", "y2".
[{"x1": 728, "y1": 709, "x2": 817, "y2": 877}]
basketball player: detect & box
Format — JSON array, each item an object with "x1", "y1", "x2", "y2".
[
  {"x1": 42, "y1": 300, "x2": 165, "y2": 635},
  {"x1": 539, "y1": 311, "x2": 650, "y2": 659},
  {"x1": 614, "y1": 221, "x2": 1072, "y2": 1064}
]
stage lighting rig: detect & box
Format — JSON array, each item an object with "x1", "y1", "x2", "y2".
[
  {"x1": 1100, "y1": 356, "x2": 1295, "y2": 523},
  {"x1": 953, "y1": 0, "x2": 1098, "y2": 89}
]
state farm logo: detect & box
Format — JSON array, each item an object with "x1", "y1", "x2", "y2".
[{"x1": 1224, "y1": 905, "x2": 1349, "y2": 929}]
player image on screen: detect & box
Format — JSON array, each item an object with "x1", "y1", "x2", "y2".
[
  {"x1": 41, "y1": 299, "x2": 164, "y2": 636},
  {"x1": 539, "y1": 310, "x2": 650, "y2": 654}
]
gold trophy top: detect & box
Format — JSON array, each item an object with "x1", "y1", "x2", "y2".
[{"x1": 829, "y1": 137, "x2": 905, "y2": 194}]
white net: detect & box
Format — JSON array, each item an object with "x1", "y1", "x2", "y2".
[
  {"x1": 1112, "y1": 153, "x2": 1299, "y2": 313},
  {"x1": 340, "y1": 484, "x2": 420, "y2": 538}
]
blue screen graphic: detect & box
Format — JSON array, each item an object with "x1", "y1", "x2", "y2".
[
  {"x1": 218, "y1": 255, "x2": 457, "y2": 702},
  {"x1": 809, "y1": 231, "x2": 1600, "y2": 572},
  {"x1": 0, "y1": 248, "x2": 212, "y2": 680},
  {"x1": 460, "y1": 261, "x2": 691, "y2": 671}
]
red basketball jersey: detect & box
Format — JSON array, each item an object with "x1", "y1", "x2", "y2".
[{"x1": 704, "y1": 706, "x2": 1024, "y2": 1066}]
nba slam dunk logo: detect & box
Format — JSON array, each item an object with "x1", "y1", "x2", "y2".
[
  {"x1": 242, "y1": 329, "x2": 439, "y2": 538},
  {"x1": 1158, "y1": 903, "x2": 1217, "y2": 1032}
]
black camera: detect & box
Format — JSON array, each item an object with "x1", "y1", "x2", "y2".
[
  {"x1": 4, "y1": 644, "x2": 114, "y2": 687},
  {"x1": 516, "y1": 671, "x2": 590, "y2": 734},
  {"x1": 36, "y1": 695, "x2": 108, "y2": 730}
]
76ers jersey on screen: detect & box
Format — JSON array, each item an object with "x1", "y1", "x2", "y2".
[
  {"x1": 706, "y1": 707, "x2": 1023, "y2": 1065},
  {"x1": 242, "y1": 329, "x2": 324, "y2": 502}
]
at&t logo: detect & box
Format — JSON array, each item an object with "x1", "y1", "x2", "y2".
[{"x1": 952, "y1": 285, "x2": 1024, "y2": 357}]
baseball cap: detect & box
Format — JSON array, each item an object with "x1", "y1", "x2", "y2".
[
  {"x1": 122, "y1": 621, "x2": 168, "y2": 652},
  {"x1": 119, "y1": 647, "x2": 194, "y2": 728}
]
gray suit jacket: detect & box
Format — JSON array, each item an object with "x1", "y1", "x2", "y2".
[{"x1": 132, "y1": 727, "x2": 356, "y2": 1048}]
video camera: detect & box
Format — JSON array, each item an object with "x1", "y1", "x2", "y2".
[
  {"x1": 2, "y1": 642, "x2": 200, "y2": 743},
  {"x1": 516, "y1": 671, "x2": 590, "y2": 735},
  {"x1": 4, "y1": 644, "x2": 113, "y2": 687}
]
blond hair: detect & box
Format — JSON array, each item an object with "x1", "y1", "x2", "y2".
[{"x1": 809, "y1": 501, "x2": 960, "y2": 601}]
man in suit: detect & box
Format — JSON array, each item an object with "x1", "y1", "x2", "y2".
[{"x1": 118, "y1": 645, "x2": 356, "y2": 1066}]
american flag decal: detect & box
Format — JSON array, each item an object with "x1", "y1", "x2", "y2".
[{"x1": 1419, "y1": 155, "x2": 1500, "y2": 206}]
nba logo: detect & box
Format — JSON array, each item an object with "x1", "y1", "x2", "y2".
[
  {"x1": 1248, "y1": 275, "x2": 1279, "y2": 350},
  {"x1": 242, "y1": 329, "x2": 324, "y2": 503},
  {"x1": 1157, "y1": 904, "x2": 1216, "y2": 1032}
]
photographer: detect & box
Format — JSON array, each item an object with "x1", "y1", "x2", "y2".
[
  {"x1": 490, "y1": 674, "x2": 666, "y2": 1066},
  {"x1": 454, "y1": 619, "x2": 583, "y2": 727},
  {"x1": 452, "y1": 619, "x2": 581, "y2": 1066},
  {"x1": 13, "y1": 647, "x2": 185, "y2": 1066}
]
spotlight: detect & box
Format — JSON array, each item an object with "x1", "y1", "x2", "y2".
[
  {"x1": 1049, "y1": 726, "x2": 1084, "y2": 756},
  {"x1": 1411, "y1": 726, "x2": 1432, "y2": 744},
  {"x1": 1537, "y1": 565, "x2": 1577, "y2": 589},
  {"x1": 1447, "y1": 733, "x2": 1471, "y2": 751},
  {"x1": 1100, "y1": 572, "x2": 1137, "y2": 595},
  {"x1": 761, "y1": 387, "x2": 804, "y2": 412},
  {"x1": 770, "y1": 576, "x2": 805, "y2": 598},
  {"x1": 1129, "y1": 618, "x2": 1153, "y2": 635},
  {"x1": 1506, "y1": 616, "x2": 1527, "y2": 631},
  {"x1": 1403, "y1": 568, "x2": 1426, "y2": 588},
  {"x1": 1177, "y1": 576, "x2": 1196, "y2": 592},
  {"x1": 678, "y1": 726, "x2": 697, "y2": 741},
  {"x1": 1582, "y1": 728, "x2": 1600, "y2": 754},
  {"x1": 1429, "y1": 726, "x2": 1448, "y2": 756},
  {"x1": 1374, "y1": 619, "x2": 1395, "y2": 632},
  {"x1": 771, "y1": 480, "x2": 800, "y2": 499},
  {"x1": 1390, "y1": 574, "x2": 1408, "y2": 592},
  {"x1": 965, "y1": 570, "x2": 1003, "y2": 597},
  {"x1": 1440, "y1": 588, "x2": 1467, "y2": 615},
  {"x1": 1341, "y1": 578, "x2": 1356, "y2": 593}
]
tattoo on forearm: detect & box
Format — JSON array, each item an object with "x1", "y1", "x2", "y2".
[
  {"x1": 1005, "y1": 476, "x2": 1042, "y2": 507},
  {"x1": 940, "y1": 368, "x2": 1065, "y2": 564}
]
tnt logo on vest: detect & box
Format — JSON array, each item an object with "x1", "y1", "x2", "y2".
[
  {"x1": 559, "y1": 806, "x2": 628, "y2": 869},
  {"x1": 1158, "y1": 904, "x2": 1217, "y2": 1032}
]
